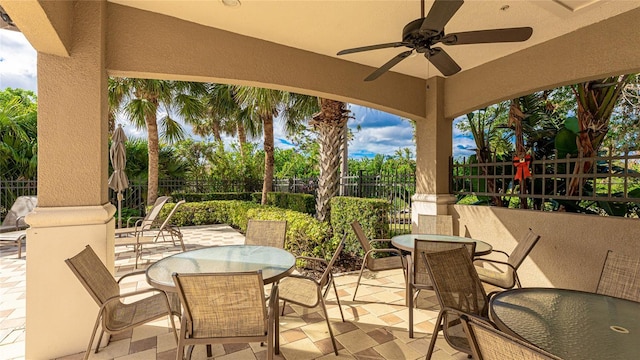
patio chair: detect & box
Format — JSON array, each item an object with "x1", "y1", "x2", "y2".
[
  {"x1": 0, "y1": 195, "x2": 37, "y2": 233},
  {"x1": 0, "y1": 230, "x2": 26, "y2": 258},
  {"x1": 245, "y1": 219, "x2": 287, "y2": 248},
  {"x1": 408, "y1": 239, "x2": 476, "y2": 338},
  {"x1": 114, "y1": 195, "x2": 170, "y2": 236},
  {"x1": 460, "y1": 314, "x2": 562, "y2": 360},
  {"x1": 473, "y1": 228, "x2": 541, "y2": 289},
  {"x1": 351, "y1": 220, "x2": 407, "y2": 301},
  {"x1": 278, "y1": 235, "x2": 346, "y2": 355},
  {"x1": 422, "y1": 247, "x2": 491, "y2": 360},
  {"x1": 173, "y1": 271, "x2": 276, "y2": 360},
  {"x1": 596, "y1": 250, "x2": 640, "y2": 302},
  {"x1": 115, "y1": 200, "x2": 186, "y2": 268},
  {"x1": 65, "y1": 245, "x2": 179, "y2": 360}
]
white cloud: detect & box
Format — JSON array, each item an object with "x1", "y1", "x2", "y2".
[{"x1": 0, "y1": 30, "x2": 37, "y2": 92}]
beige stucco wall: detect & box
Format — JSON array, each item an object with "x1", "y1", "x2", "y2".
[{"x1": 452, "y1": 205, "x2": 640, "y2": 292}]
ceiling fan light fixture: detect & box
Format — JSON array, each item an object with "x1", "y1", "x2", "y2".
[{"x1": 221, "y1": 0, "x2": 241, "y2": 8}]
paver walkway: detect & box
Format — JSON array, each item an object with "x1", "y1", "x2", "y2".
[{"x1": 0, "y1": 224, "x2": 471, "y2": 360}]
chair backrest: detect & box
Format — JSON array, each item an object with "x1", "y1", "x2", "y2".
[
  {"x1": 417, "y1": 214, "x2": 453, "y2": 235},
  {"x1": 319, "y1": 235, "x2": 346, "y2": 288},
  {"x1": 508, "y1": 228, "x2": 541, "y2": 269},
  {"x1": 424, "y1": 247, "x2": 489, "y2": 355},
  {"x1": 65, "y1": 245, "x2": 120, "y2": 310},
  {"x1": 2, "y1": 196, "x2": 37, "y2": 228},
  {"x1": 423, "y1": 246, "x2": 488, "y2": 316},
  {"x1": 172, "y1": 271, "x2": 268, "y2": 338},
  {"x1": 596, "y1": 250, "x2": 640, "y2": 302},
  {"x1": 140, "y1": 196, "x2": 170, "y2": 230},
  {"x1": 351, "y1": 221, "x2": 372, "y2": 254},
  {"x1": 413, "y1": 239, "x2": 475, "y2": 288},
  {"x1": 461, "y1": 314, "x2": 562, "y2": 360},
  {"x1": 157, "y1": 200, "x2": 186, "y2": 232},
  {"x1": 245, "y1": 219, "x2": 287, "y2": 248}
]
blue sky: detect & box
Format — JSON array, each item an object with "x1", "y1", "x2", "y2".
[{"x1": 0, "y1": 30, "x2": 474, "y2": 159}]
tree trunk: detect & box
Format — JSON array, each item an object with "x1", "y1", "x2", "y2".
[
  {"x1": 312, "y1": 99, "x2": 349, "y2": 222},
  {"x1": 261, "y1": 114, "x2": 274, "y2": 205},
  {"x1": 237, "y1": 122, "x2": 247, "y2": 154},
  {"x1": 508, "y1": 100, "x2": 528, "y2": 209},
  {"x1": 146, "y1": 97, "x2": 160, "y2": 206},
  {"x1": 212, "y1": 120, "x2": 222, "y2": 142}
]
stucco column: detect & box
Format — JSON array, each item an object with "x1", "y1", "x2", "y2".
[
  {"x1": 25, "y1": 1, "x2": 115, "y2": 359},
  {"x1": 412, "y1": 76, "x2": 456, "y2": 230}
]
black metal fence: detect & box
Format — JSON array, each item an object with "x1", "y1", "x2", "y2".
[
  {"x1": 451, "y1": 151, "x2": 640, "y2": 212},
  {"x1": 1, "y1": 172, "x2": 416, "y2": 233}
]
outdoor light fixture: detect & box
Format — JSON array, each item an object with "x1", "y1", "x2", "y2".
[{"x1": 221, "y1": 0, "x2": 241, "y2": 7}]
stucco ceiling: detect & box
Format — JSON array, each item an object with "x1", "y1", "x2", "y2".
[{"x1": 109, "y1": 0, "x2": 640, "y2": 81}]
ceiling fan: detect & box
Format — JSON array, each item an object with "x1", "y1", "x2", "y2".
[{"x1": 337, "y1": 0, "x2": 533, "y2": 81}]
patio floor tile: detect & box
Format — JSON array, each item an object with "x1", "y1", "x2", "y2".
[{"x1": 0, "y1": 224, "x2": 475, "y2": 360}]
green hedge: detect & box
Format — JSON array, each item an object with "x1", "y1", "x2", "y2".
[
  {"x1": 159, "y1": 200, "x2": 330, "y2": 258},
  {"x1": 173, "y1": 192, "x2": 253, "y2": 202},
  {"x1": 330, "y1": 197, "x2": 391, "y2": 254},
  {"x1": 263, "y1": 192, "x2": 315, "y2": 215}
]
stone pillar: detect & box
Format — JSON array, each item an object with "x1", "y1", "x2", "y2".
[
  {"x1": 25, "y1": 1, "x2": 115, "y2": 358},
  {"x1": 412, "y1": 77, "x2": 456, "y2": 232}
]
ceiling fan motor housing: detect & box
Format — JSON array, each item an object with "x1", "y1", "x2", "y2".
[{"x1": 403, "y1": 18, "x2": 442, "y2": 53}]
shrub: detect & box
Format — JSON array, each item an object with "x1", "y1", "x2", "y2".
[
  {"x1": 245, "y1": 207, "x2": 330, "y2": 257},
  {"x1": 264, "y1": 192, "x2": 315, "y2": 215},
  {"x1": 330, "y1": 197, "x2": 391, "y2": 254},
  {"x1": 159, "y1": 200, "x2": 330, "y2": 258},
  {"x1": 173, "y1": 192, "x2": 253, "y2": 202}
]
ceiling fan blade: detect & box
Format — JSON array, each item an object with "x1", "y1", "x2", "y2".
[
  {"x1": 446, "y1": 27, "x2": 533, "y2": 45},
  {"x1": 421, "y1": 0, "x2": 464, "y2": 33},
  {"x1": 364, "y1": 50, "x2": 414, "y2": 81},
  {"x1": 337, "y1": 42, "x2": 408, "y2": 56},
  {"x1": 426, "y1": 47, "x2": 461, "y2": 76}
]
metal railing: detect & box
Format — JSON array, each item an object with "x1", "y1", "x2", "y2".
[
  {"x1": 1, "y1": 173, "x2": 416, "y2": 234},
  {"x1": 451, "y1": 151, "x2": 640, "y2": 209}
]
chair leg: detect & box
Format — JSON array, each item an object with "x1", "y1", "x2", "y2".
[
  {"x1": 319, "y1": 294, "x2": 339, "y2": 355},
  {"x1": 84, "y1": 314, "x2": 102, "y2": 360},
  {"x1": 280, "y1": 300, "x2": 287, "y2": 316},
  {"x1": 425, "y1": 311, "x2": 444, "y2": 360},
  {"x1": 352, "y1": 260, "x2": 367, "y2": 301},
  {"x1": 408, "y1": 285, "x2": 414, "y2": 338},
  {"x1": 330, "y1": 278, "x2": 345, "y2": 322}
]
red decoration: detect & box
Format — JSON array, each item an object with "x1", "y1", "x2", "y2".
[{"x1": 513, "y1": 155, "x2": 532, "y2": 181}]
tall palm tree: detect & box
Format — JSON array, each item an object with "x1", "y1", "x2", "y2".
[
  {"x1": 566, "y1": 75, "x2": 633, "y2": 197},
  {"x1": 311, "y1": 99, "x2": 350, "y2": 222},
  {"x1": 234, "y1": 87, "x2": 318, "y2": 205},
  {"x1": 108, "y1": 78, "x2": 205, "y2": 205}
]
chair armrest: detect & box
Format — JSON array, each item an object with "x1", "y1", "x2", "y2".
[
  {"x1": 364, "y1": 248, "x2": 404, "y2": 259},
  {"x1": 104, "y1": 287, "x2": 165, "y2": 306},
  {"x1": 126, "y1": 216, "x2": 144, "y2": 228},
  {"x1": 285, "y1": 273, "x2": 320, "y2": 286},
  {"x1": 117, "y1": 270, "x2": 148, "y2": 284},
  {"x1": 473, "y1": 258, "x2": 517, "y2": 271},
  {"x1": 489, "y1": 249, "x2": 510, "y2": 258}
]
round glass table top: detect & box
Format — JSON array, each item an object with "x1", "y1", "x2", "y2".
[
  {"x1": 146, "y1": 245, "x2": 296, "y2": 292},
  {"x1": 390, "y1": 234, "x2": 493, "y2": 255},
  {"x1": 490, "y1": 288, "x2": 640, "y2": 360}
]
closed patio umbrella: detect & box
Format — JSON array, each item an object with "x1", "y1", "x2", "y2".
[{"x1": 108, "y1": 125, "x2": 129, "y2": 228}]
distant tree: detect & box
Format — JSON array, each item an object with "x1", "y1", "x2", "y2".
[
  {"x1": 0, "y1": 88, "x2": 37, "y2": 180},
  {"x1": 108, "y1": 78, "x2": 205, "y2": 205}
]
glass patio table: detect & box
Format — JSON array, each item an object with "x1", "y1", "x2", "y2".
[
  {"x1": 146, "y1": 245, "x2": 295, "y2": 292},
  {"x1": 390, "y1": 234, "x2": 493, "y2": 255},
  {"x1": 490, "y1": 287, "x2": 640, "y2": 360}
]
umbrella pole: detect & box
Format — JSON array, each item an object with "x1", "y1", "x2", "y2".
[{"x1": 117, "y1": 191, "x2": 123, "y2": 229}]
